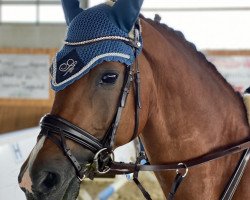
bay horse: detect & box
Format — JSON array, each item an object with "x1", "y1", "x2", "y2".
[{"x1": 18, "y1": 11, "x2": 250, "y2": 200}]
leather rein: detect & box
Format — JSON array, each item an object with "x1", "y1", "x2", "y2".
[{"x1": 39, "y1": 26, "x2": 250, "y2": 200}]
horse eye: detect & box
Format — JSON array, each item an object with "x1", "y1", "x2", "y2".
[{"x1": 100, "y1": 73, "x2": 119, "y2": 85}]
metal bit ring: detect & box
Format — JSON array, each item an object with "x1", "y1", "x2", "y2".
[{"x1": 176, "y1": 163, "x2": 189, "y2": 178}]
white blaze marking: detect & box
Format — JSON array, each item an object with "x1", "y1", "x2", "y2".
[{"x1": 19, "y1": 136, "x2": 46, "y2": 194}]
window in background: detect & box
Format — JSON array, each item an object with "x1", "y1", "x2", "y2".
[
  {"x1": 0, "y1": 0, "x2": 250, "y2": 49},
  {"x1": 87, "y1": 0, "x2": 250, "y2": 49},
  {"x1": 0, "y1": 0, "x2": 64, "y2": 23},
  {"x1": 39, "y1": 5, "x2": 64, "y2": 23},
  {"x1": 2, "y1": 5, "x2": 36, "y2": 23}
]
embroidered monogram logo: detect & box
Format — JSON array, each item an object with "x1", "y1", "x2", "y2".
[
  {"x1": 55, "y1": 49, "x2": 84, "y2": 84},
  {"x1": 59, "y1": 59, "x2": 78, "y2": 76}
]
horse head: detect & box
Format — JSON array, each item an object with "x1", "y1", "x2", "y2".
[
  {"x1": 18, "y1": 1, "x2": 250, "y2": 199},
  {"x1": 18, "y1": 0, "x2": 152, "y2": 199}
]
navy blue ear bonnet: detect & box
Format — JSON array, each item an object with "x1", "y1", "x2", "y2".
[{"x1": 51, "y1": 0, "x2": 143, "y2": 92}]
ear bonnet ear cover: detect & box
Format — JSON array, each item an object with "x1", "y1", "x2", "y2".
[{"x1": 51, "y1": 0, "x2": 143, "y2": 92}]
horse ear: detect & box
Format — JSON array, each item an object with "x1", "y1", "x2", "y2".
[
  {"x1": 110, "y1": 0, "x2": 144, "y2": 32},
  {"x1": 61, "y1": 0, "x2": 83, "y2": 25}
]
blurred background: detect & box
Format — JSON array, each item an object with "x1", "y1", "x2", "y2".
[{"x1": 0, "y1": 1, "x2": 250, "y2": 200}]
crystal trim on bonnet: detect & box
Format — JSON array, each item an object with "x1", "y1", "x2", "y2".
[{"x1": 64, "y1": 36, "x2": 130, "y2": 46}]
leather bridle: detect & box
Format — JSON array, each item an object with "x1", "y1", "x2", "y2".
[
  {"x1": 39, "y1": 55, "x2": 141, "y2": 179},
  {"x1": 38, "y1": 24, "x2": 250, "y2": 199},
  {"x1": 40, "y1": 24, "x2": 142, "y2": 179}
]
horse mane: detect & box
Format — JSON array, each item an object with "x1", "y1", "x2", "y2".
[{"x1": 141, "y1": 15, "x2": 243, "y2": 99}]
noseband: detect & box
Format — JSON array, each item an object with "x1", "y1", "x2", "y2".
[{"x1": 38, "y1": 26, "x2": 250, "y2": 200}]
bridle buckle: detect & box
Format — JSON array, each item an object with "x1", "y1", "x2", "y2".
[
  {"x1": 77, "y1": 174, "x2": 86, "y2": 182},
  {"x1": 93, "y1": 148, "x2": 115, "y2": 174}
]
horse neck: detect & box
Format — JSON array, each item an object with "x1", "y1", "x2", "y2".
[{"x1": 140, "y1": 19, "x2": 250, "y2": 164}]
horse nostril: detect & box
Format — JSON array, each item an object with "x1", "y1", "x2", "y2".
[{"x1": 41, "y1": 172, "x2": 60, "y2": 191}]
